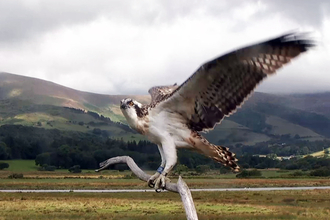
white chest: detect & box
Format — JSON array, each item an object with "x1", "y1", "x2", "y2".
[{"x1": 145, "y1": 110, "x2": 191, "y2": 146}]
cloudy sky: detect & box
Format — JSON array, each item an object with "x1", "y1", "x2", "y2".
[{"x1": 0, "y1": 0, "x2": 329, "y2": 95}]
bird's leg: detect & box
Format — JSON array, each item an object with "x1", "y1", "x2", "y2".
[
  {"x1": 150, "y1": 141, "x2": 176, "y2": 190},
  {"x1": 153, "y1": 168, "x2": 171, "y2": 191},
  {"x1": 148, "y1": 145, "x2": 165, "y2": 188}
]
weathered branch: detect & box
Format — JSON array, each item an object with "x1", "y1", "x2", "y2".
[
  {"x1": 95, "y1": 156, "x2": 198, "y2": 220},
  {"x1": 177, "y1": 176, "x2": 199, "y2": 220}
]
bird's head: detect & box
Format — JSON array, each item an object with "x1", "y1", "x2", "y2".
[{"x1": 120, "y1": 98, "x2": 143, "y2": 128}]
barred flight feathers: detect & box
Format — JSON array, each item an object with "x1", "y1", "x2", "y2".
[
  {"x1": 150, "y1": 32, "x2": 315, "y2": 132},
  {"x1": 148, "y1": 84, "x2": 179, "y2": 107}
]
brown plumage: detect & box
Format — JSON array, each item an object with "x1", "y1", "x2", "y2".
[
  {"x1": 146, "y1": 33, "x2": 314, "y2": 172},
  {"x1": 148, "y1": 33, "x2": 315, "y2": 132},
  {"x1": 189, "y1": 131, "x2": 239, "y2": 172},
  {"x1": 120, "y1": 32, "x2": 314, "y2": 189}
]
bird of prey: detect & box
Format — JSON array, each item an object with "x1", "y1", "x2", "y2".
[{"x1": 120, "y1": 32, "x2": 314, "y2": 190}]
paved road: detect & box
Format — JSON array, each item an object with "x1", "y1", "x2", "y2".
[{"x1": 1, "y1": 186, "x2": 330, "y2": 193}]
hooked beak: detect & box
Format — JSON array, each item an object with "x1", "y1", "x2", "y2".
[{"x1": 120, "y1": 101, "x2": 127, "y2": 110}]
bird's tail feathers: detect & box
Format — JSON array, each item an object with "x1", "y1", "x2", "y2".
[
  {"x1": 210, "y1": 144, "x2": 240, "y2": 173},
  {"x1": 193, "y1": 134, "x2": 240, "y2": 173}
]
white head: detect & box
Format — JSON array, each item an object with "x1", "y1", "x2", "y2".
[{"x1": 120, "y1": 98, "x2": 143, "y2": 129}]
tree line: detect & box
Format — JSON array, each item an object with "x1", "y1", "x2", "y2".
[
  {"x1": 1, "y1": 124, "x2": 330, "y2": 176},
  {"x1": 228, "y1": 134, "x2": 330, "y2": 156}
]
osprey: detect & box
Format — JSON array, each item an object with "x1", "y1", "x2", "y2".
[{"x1": 120, "y1": 32, "x2": 314, "y2": 190}]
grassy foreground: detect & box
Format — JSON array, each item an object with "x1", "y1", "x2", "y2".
[
  {"x1": 1, "y1": 176, "x2": 330, "y2": 190},
  {"x1": 1, "y1": 160, "x2": 330, "y2": 219},
  {"x1": 0, "y1": 190, "x2": 330, "y2": 220}
]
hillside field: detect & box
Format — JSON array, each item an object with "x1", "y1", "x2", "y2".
[{"x1": 306, "y1": 147, "x2": 330, "y2": 158}]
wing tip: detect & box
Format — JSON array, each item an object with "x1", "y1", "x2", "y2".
[{"x1": 270, "y1": 31, "x2": 316, "y2": 52}]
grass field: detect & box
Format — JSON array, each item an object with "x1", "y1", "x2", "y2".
[
  {"x1": 0, "y1": 160, "x2": 330, "y2": 189},
  {"x1": 0, "y1": 190, "x2": 329, "y2": 219},
  {"x1": 1, "y1": 160, "x2": 330, "y2": 190},
  {"x1": 1, "y1": 160, "x2": 330, "y2": 219},
  {"x1": 1, "y1": 176, "x2": 330, "y2": 190},
  {"x1": 0, "y1": 160, "x2": 38, "y2": 172}
]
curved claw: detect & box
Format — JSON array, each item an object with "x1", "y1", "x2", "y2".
[
  {"x1": 148, "y1": 172, "x2": 171, "y2": 191},
  {"x1": 154, "y1": 174, "x2": 170, "y2": 190},
  {"x1": 148, "y1": 179, "x2": 155, "y2": 188},
  {"x1": 148, "y1": 172, "x2": 160, "y2": 188}
]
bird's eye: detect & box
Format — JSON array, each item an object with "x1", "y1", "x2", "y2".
[{"x1": 128, "y1": 101, "x2": 134, "y2": 106}]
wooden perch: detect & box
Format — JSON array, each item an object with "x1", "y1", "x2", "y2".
[{"x1": 95, "y1": 156, "x2": 198, "y2": 220}]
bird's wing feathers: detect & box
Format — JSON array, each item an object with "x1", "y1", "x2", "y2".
[
  {"x1": 148, "y1": 84, "x2": 179, "y2": 107},
  {"x1": 149, "y1": 32, "x2": 314, "y2": 132}
]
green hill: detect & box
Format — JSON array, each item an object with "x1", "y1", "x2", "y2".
[
  {"x1": 0, "y1": 72, "x2": 149, "y2": 123},
  {"x1": 0, "y1": 99, "x2": 144, "y2": 142}
]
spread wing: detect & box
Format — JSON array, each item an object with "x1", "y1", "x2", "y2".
[
  {"x1": 150, "y1": 32, "x2": 315, "y2": 132},
  {"x1": 148, "y1": 84, "x2": 179, "y2": 107}
]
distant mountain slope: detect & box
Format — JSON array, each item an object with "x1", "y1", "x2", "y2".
[
  {"x1": 0, "y1": 72, "x2": 149, "y2": 122},
  {"x1": 278, "y1": 93, "x2": 330, "y2": 118},
  {"x1": 0, "y1": 99, "x2": 144, "y2": 141},
  {"x1": 243, "y1": 92, "x2": 330, "y2": 119},
  {"x1": 1, "y1": 72, "x2": 330, "y2": 145}
]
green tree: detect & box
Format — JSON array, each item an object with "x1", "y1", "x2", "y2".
[
  {"x1": 196, "y1": 165, "x2": 210, "y2": 174},
  {"x1": 35, "y1": 153, "x2": 52, "y2": 166},
  {"x1": 174, "y1": 164, "x2": 189, "y2": 175},
  {"x1": 57, "y1": 145, "x2": 73, "y2": 168},
  {"x1": 0, "y1": 141, "x2": 11, "y2": 159},
  {"x1": 301, "y1": 146, "x2": 309, "y2": 155}
]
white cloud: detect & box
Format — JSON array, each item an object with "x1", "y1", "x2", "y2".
[{"x1": 0, "y1": 0, "x2": 329, "y2": 95}]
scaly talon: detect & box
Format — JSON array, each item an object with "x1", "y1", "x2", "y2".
[
  {"x1": 148, "y1": 180, "x2": 155, "y2": 188},
  {"x1": 147, "y1": 172, "x2": 171, "y2": 191},
  {"x1": 148, "y1": 172, "x2": 160, "y2": 188},
  {"x1": 153, "y1": 174, "x2": 170, "y2": 190}
]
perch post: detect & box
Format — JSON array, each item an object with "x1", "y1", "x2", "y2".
[{"x1": 95, "y1": 156, "x2": 198, "y2": 220}]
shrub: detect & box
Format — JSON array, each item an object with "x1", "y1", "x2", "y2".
[
  {"x1": 69, "y1": 165, "x2": 82, "y2": 173},
  {"x1": 310, "y1": 167, "x2": 330, "y2": 177},
  {"x1": 8, "y1": 173, "x2": 24, "y2": 179},
  {"x1": 115, "y1": 164, "x2": 128, "y2": 172},
  {"x1": 291, "y1": 171, "x2": 305, "y2": 177},
  {"x1": 93, "y1": 128, "x2": 102, "y2": 135},
  {"x1": 236, "y1": 169, "x2": 262, "y2": 178},
  {"x1": 285, "y1": 164, "x2": 299, "y2": 170},
  {"x1": 38, "y1": 164, "x2": 56, "y2": 171},
  {"x1": 174, "y1": 164, "x2": 189, "y2": 175},
  {"x1": 219, "y1": 166, "x2": 231, "y2": 174},
  {"x1": 196, "y1": 165, "x2": 210, "y2": 174},
  {"x1": 0, "y1": 162, "x2": 9, "y2": 170}
]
